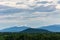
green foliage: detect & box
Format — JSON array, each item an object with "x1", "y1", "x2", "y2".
[{"x1": 0, "y1": 32, "x2": 60, "y2": 40}]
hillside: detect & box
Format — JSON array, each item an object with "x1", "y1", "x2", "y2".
[{"x1": 21, "y1": 28, "x2": 51, "y2": 33}]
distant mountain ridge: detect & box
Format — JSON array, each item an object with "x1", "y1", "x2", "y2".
[
  {"x1": 40, "y1": 25, "x2": 60, "y2": 32},
  {"x1": 0, "y1": 26, "x2": 51, "y2": 33},
  {"x1": 0, "y1": 25, "x2": 60, "y2": 32},
  {"x1": 0, "y1": 26, "x2": 29, "y2": 32}
]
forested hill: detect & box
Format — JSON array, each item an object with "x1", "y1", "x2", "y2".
[{"x1": 21, "y1": 28, "x2": 51, "y2": 33}]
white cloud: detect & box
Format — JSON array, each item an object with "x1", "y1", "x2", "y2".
[{"x1": 0, "y1": 0, "x2": 58, "y2": 9}]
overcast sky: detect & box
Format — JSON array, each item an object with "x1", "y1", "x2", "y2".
[{"x1": 0, "y1": 0, "x2": 60, "y2": 29}]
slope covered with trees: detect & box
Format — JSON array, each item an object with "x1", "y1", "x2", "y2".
[{"x1": 0, "y1": 32, "x2": 60, "y2": 40}]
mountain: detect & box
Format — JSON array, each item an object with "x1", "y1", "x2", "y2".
[
  {"x1": 21, "y1": 28, "x2": 51, "y2": 33},
  {"x1": 40, "y1": 25, "x2": 60, "y2": 32},
  {"x1": 0, "y1": 26, "x2": 29, "y2": 32},
  {"x1": 0, "y1": 26, "x2": 51, "y2": 33}
]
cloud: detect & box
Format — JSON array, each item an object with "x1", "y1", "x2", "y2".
[
  {"x1": 0, "y1": 0, "x2": 57, "y2": 9},
  {"x1": 0, "y1": 4, "x2": 57, "y2": 28},
  {"x1": 0, "y1": 0, "x2": 59, "y2": 29},
  {"x1": 37, "y1": 1, "x2": 50, "y2": 4},
  {"x1": 0, "y1": 5, "x2": 33, "y2": 15},
  {"x1": 33, "y1": 5, "x2": 56, "y2": 12},
  {"x1": 0, "y1": 4, "x2": 56, "y2": 15},
  {"x1": 0, "y1": 5, "x2": 21, "y2": 15},
  {"x1": 58, "y1": 1, "x2": 60, "y2": 4}
]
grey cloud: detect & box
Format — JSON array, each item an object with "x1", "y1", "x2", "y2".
[
  {"x1": 33, "y1": 5, "x2": 56, "y2": 12},
  {"x1": 58, "y1": 1, "x2": 60, "y2": 4},
  {"x1": 0, "y1": 5, "x2": 33, "y2": 15},
  {"x1": 0, "y1": 5, "x2": 11, "y2": 9},
  {"x1": 16, "y1": 2, "x2": 23, "y2": 5},
  {"x1": 37, "y1": 1, "x2": 48, "y2": 4},
  {"x1": 0, "y1": 4, "x2": 56, "y2": 15}
]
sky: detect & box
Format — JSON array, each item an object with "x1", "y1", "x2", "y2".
[{"x1": 0, "y1": 0, "x2": 60, "y2": 29}]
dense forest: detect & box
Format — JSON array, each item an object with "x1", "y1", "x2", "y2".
[{"x1": 0, "y1": 32, "x2": 60, "y2": 40}]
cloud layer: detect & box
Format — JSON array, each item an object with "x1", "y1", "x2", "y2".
[{"x1": 0, "y1": 0, "x2": 60, "y2": 29}]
